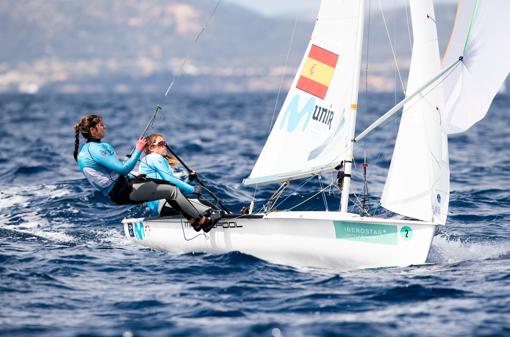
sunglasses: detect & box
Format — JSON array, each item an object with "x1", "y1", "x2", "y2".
[{"x1": 151, "y1": 140, "x2": 167, "y2": 147}]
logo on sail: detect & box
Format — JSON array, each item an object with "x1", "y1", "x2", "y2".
[
  {"x1": 280, "y1": 95, "x2": 316, "y2": 132},
  {"x1": 296, "y1": 44, "x2": 339, "y2": 99},
  {"x1": 280, "y1": 94, "x2": 339, "y2": 134}
]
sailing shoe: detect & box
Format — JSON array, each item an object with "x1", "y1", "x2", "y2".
[
  {"x1": 201, "y1": 210, "x2": 223, "y2": 233},
  {"x1": 190, "y1": 219, "x2": 202, "y2": 232}
]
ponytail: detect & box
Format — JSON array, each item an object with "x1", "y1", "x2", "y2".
[{"x1": 73, "y1": 123, "x2": 80, "y2": 161}]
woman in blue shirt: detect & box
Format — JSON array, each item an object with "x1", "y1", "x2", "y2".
[
  {"x1": 139, "y1": 133, "x2": 199, "y2": 214},
  {"x1": 73, "y1": 114, "x2": 220, "y2": 232}
]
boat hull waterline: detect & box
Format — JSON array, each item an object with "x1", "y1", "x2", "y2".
[{"x1": 122, "y1": 212, "x2": 437, "y2": 270}]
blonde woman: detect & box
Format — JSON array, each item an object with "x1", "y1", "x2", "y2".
[{"x1": 139, "y1": 133, "x2": 199, "y2": 213}]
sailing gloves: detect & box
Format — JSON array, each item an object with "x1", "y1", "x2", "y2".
[{"x1": 188, "y1": 171, "x2": 197, "y2": 181}]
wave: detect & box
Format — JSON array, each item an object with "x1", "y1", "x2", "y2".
[{"x1": 428, "y1": 234, "x2": 510, "y2": 264}]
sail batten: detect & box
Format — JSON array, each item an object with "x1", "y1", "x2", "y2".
[{"x1": 244, "y1": 0, "x2": 364, "y2": 187}]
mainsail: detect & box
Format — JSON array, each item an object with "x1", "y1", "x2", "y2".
[
  {"x1": 381, "y1": 1, "x2": 450, "y2": 224},
  {"x1": 442, "y1": 0, "x2": 510, "y2": 134},
  {"x1": 243, "y1": 0, "x2": 364, "y2": 186}
]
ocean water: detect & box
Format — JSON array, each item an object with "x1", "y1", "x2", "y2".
[{"x1": 0, "y1": 92, "x2": 509, "y2": 337}]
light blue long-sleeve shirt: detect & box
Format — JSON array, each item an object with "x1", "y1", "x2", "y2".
[
  {"x1": 139, "y1": 153, "x2": 195, "y2": 214},
  {"x1": 77, "y1": 140, "x2": 141, "y2": 196}
]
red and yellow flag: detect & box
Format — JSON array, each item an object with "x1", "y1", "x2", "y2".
[{"x1": 296, "y1": 44, "x2": 339, "y2": 99}]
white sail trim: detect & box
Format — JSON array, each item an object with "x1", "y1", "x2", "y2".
[
  {"x1": 244, "y1": 0, "x2": 364, "y2": 187},
  {"x1": 381, "y1": 0, "x2": 449, "y2": 224},
  {"x1": 442, "y1": 0, "x2": 510, "y2": 134}
]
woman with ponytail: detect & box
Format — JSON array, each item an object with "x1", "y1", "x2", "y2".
[{"x1": 74, "y1": 114, "x2": 221, "y2": 232}]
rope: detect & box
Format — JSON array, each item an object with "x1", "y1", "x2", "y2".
[{"x1": 180, "y1": 215, "x2": 207, "y2": 241}]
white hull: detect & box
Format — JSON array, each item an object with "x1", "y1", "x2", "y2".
[{"x1": 122, "y1": 212, "x2": 437, "y2": 271}]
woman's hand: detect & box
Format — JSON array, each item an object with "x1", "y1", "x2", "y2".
[{"x1": 135, "y1": 137, "x2": 147, "y2": 151}]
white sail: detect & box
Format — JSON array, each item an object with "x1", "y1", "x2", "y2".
[
  {"x1": 243, "y1": 0, "x2": 364, "y2": 186},
  {"x1": 381, "y1": 1, "x2": 450, "y2": 224},
  {"x1": 442, "y1": 0, "x2": 510, "y2": 134}
]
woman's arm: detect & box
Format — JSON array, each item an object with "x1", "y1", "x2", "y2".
[
  {"x1": 150, "y1": 155, "x2": 195, "y2": 194},
  {"x1": 90, "y1": 143, "x2": 142, "y2": 175}
]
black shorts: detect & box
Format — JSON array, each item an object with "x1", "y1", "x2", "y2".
[{"x1": 108, "y1": 175, "x2": 138, "y2": 205}]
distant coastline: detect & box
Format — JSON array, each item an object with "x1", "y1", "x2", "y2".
[{"x1": 0, "y1": 1, "x2": 459, "y2": 94}]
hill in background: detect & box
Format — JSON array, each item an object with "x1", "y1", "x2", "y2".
[{"x1": 0, "y1": 1, "x2": 456, "y2": 94}]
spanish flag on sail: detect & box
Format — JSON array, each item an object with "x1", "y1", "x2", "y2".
[{"x1": 296, "y1": 44, "x2": 339, "y2": 100}]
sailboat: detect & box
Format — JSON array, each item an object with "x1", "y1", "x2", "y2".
[{"x1": 122, "y1": 0, "x2": 510, "y2": 270}]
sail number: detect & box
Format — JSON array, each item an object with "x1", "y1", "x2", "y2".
[{"x1": 400, "y1": 226, "x2": 413, "y2": 240}]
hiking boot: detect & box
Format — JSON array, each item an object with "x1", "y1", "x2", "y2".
[{"x1": 201, "y1": 210, "x2": 223, "y2": 233}]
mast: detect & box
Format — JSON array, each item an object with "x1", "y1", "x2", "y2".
[{"x1": 340, "y1": 0, "x2": 365, "y2": 213}]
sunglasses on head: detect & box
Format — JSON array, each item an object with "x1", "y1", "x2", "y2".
[{"x1": 152, "y1": 140, "x2": 167, "y2": 147}]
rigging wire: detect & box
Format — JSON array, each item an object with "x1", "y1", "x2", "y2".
[
  {"x1": 164, "y1": 0, "x2": 223, "y2": 97},
  {"x1": 318, "y1": 175, "x2": 329, "y2": 211},
  {"x1": 132, "y1": 0, "x2": 223, "y2": 146},
  {"x1": 358, "y1": 0, "x2": 372, "y2": 213},
  {"x1": 364, "y1": 0, "x2": 371, "y2": 100},
  {"x1": 393, "y1": 0, "x2": 399, "y2": 104},
  {"x1": 404, "y1": 1, "x2": 413, "y2": 50},
  {"x1": 350, "y1": 192, "x2": 372, "y2": 217},
  {"x1": 267, "y1": 11, "x2": 299, "y2": 134},
  {"x1": 269, "y1": 176, "x2": 315, "y2": 212},
  {"x1": 245, "y1": 9, "x2": 299, "y2": 213},
  {"x1": 378, "y1": 0, "x2": 406, "y2": 93},
  {"x1": 359, "y1": 0, "x2": 371, "y2": 166},
  {"x1": 360, "y1": 150, "x2": 370, "y2": 214},
  {"x1": 395, "y1": 62, "x2": 459, "y2": 115},
  {"x1": 282, "y1": 180, "x2": 336, "y2": 212}
]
